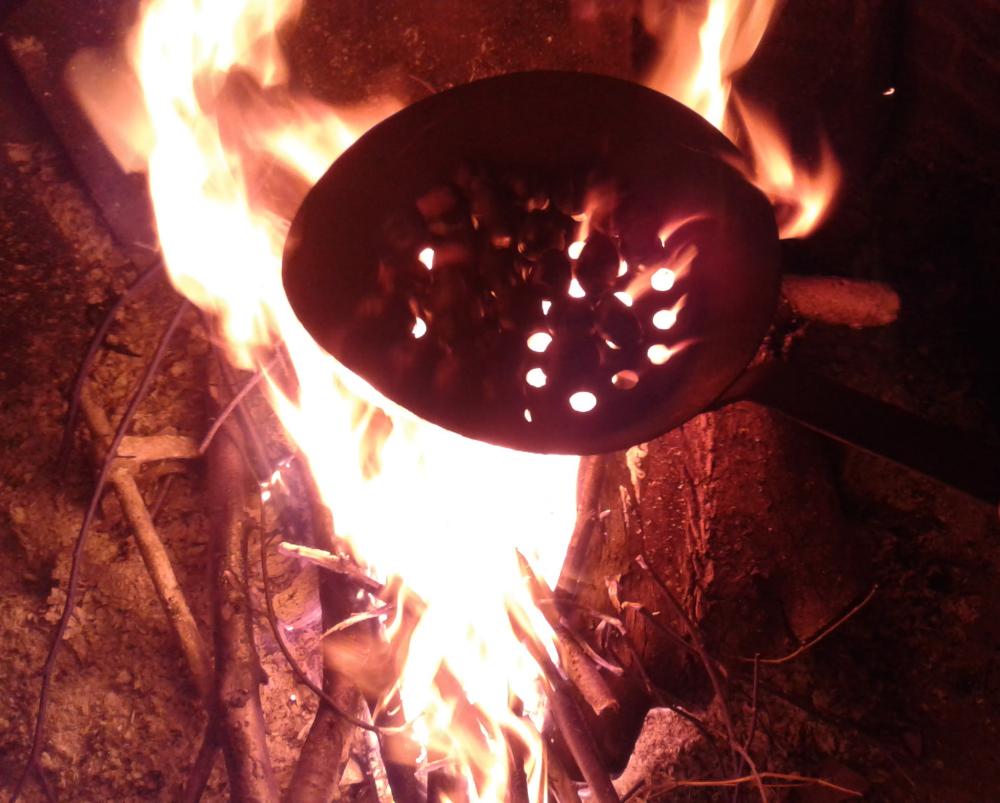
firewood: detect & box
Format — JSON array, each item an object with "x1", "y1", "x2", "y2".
[{"x1": 208, "y1": 419, "x2": 279, "y2": 803}]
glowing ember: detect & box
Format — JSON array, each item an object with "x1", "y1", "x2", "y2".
[
  {"x1": 651, "y1": 268, "x2": 676, "y2": 292},
  {"x1": 525, "y1": 368, "x2": 548, "y2": 388},
  {"x1": 618, "y1": 258, "x2": 629, "y2": 276},
  {"x1": 541, "y1": 299, "x2": 552, "y2": 315},
  {"x1": 647, "y1": 344, "x2": 673, "y2": 365},
  {"x1": 612, "y1": 369, "x2": 639, "y2": 389},
  {"x1": 411, "y1": 317, "x2": 427, "y2": 338},
  {"x1": 418, "y1": 246, "x2": 435, "y2": 270},
  {"x1": 652, "y1": 308, "x2": 678, "y2": 330},
  {"x1": 568, "y1": 391, "x2": 597, "y2": 412},
  {"x1": 526, "y1": 332, "x2": 552, "y2": 353},
  {"x1": 567, "y1": 240, "x2": 585, "y2": 260},
  {"x1": 613, "y1": 291, "x2": 633, "y2": 307},
  {"x1": 568, "y1": 277, "x2": 586, "y2": 298}
]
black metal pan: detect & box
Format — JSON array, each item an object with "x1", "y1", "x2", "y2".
[{"x1": 283, "y1": 71, "x2": 1000, "y2": 505}]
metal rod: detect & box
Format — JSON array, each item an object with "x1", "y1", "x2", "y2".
[{"x1": 722, "y1": 361, "x2": 1000, "y2": 506}]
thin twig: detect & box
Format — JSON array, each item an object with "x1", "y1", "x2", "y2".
[
  {"x1": 361, "y1": 701, "x2": 396, "y2": 803},
  {"x1": 626, "y1": 601, "x2": 702, "y2": 661},
  {"x1": 730, "y1": 653, "x2": 763, "y2": 803},
  {"x1": 32, "y1": 767, "x2": 56, "y2": 803},
  {"x1": 633, "y1": 543, "x2": 763, "y2": 800},
  {"x1": 633, "y1": 556, "x2": 741, "y2": 774},
  {"x1": 322, "y1": 608, "x2": 394, "y2": 638},
  {"x1": 11, "y1": 300, "x2": 188, "y2": 803},
  {"x1": 79, "y1": 386, "x2": 212, "y2": 699},
  {"x1": 556, "y1": 455, "x2": 606, "y2": 600},
  {"x1": 616, "y1": 635, "x2": 731, "y2": 780},
  {"x1": 646, "y1": 771, "x2": 862, "y2": 798},
  {"x1": 516, "y1": 551, "x2": 618, "y2": 716},
  {"x1": 621, "y1": 478, "x2": 750, "y2": 791},
  {"x1": 746, "y1": 585, "x2": 878, "y2": 665},
  {"x1": 545, "y1": 745, "x2": 582, "y2": 803},
  {"x1": 149, "y1": 474, "x2": 176, "y2": 521},
  {"x1": 729, "y1": 742, "x2": 769, "y2": 803},
  {"x1": 732, "y1": 653, "x2": 763, "y2": 803},
  {"x1": 279, "y1": 541, "x2": 387, "y2": 599},
  {"x1": 179, "y1": 720, "x2": 219, "y2": 803},
  {"x1": 744, "y1": 655, "x2": 760, "y2": 754},
  {"x1": 58, "y1": 260, "x2": 163, "y2": 472}
]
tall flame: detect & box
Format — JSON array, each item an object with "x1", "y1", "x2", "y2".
[
  {"x1": 76, "y1": 0, "x2": 844, "y2": 797},
  {"x1": 641, "y1": 0, "x2": 841, "y2": 238},
  {"x1": 123, "y1": 0, "x2": 577, "y2": 797}
]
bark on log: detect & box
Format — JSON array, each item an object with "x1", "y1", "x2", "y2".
[
  {"x1": 209, "y1": 424, "x2": 280, "y2": 803},
  {"x1": 558, "y1": 402, "x2": 868, "y2": 765}
]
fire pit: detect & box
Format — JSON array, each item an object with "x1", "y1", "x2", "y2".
[{"x1": 1, "y1": 1, "x2": 999, "y2": 802}]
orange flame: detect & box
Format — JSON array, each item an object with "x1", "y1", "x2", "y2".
[
  {"x1": 95, "y1": 0, "x2": 580, "y2": 797},
  {"x1": 641, "y1": 0, "x2": 841, "y2": 238}
]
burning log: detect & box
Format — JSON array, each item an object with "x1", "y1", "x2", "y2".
[
  {"x1": 553, "y1": 625, "x2": 619, "y2": 719},
  {"x1": 508, "y1": 608, "x2": 621, "y2": 803},
  {"x1": 275, "y1": 536, "x2": 429, "y2": 802},
  {"x1": 520, "y1": 636, "x2": 619, "y2": 803}
]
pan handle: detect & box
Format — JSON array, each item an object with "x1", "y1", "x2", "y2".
[{"x1": 716, "y1": 361, "x2": 1000, "y2": 506}]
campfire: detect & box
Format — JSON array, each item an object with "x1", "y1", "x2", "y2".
[{"x1": 2, "y1": 0, "x2": 998, "y2": 801}]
